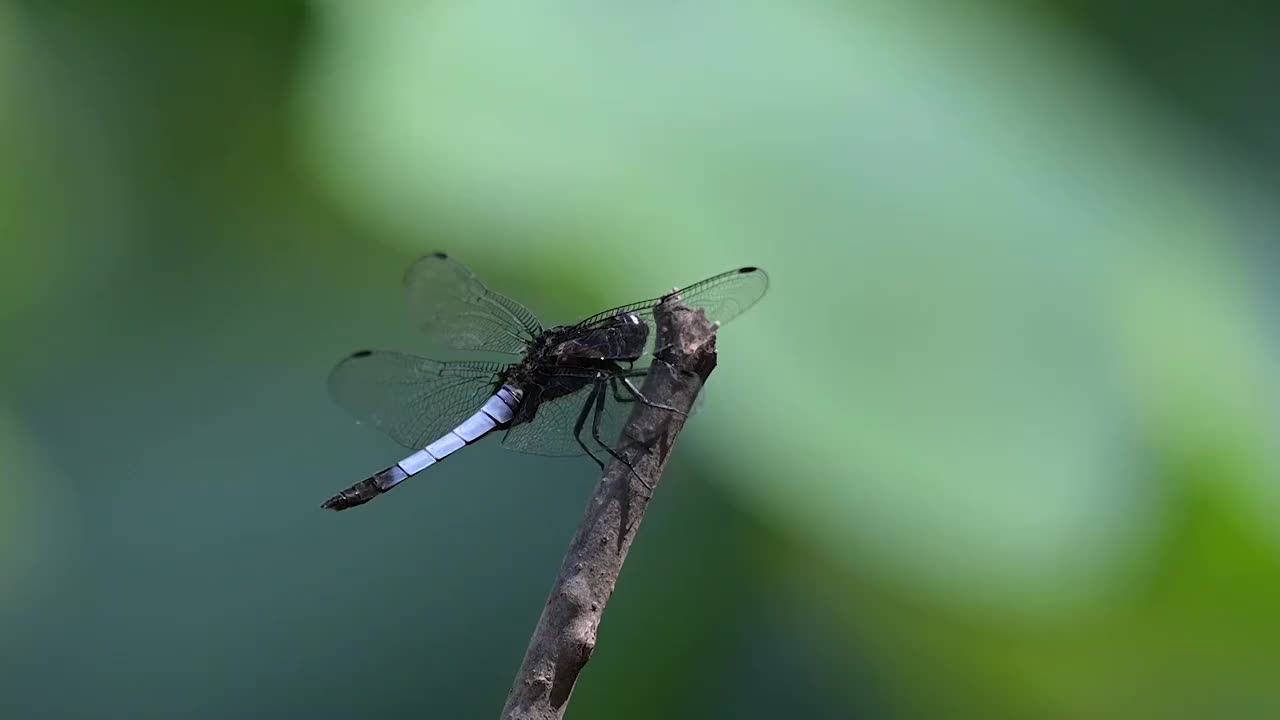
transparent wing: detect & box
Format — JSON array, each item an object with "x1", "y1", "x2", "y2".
[
  {"x1": 328, "y1": 350, "x2": 505, "y2": 450},
  {"x1": 565, "y1": 267, "x2": 768, "y2": 362},
  {"x1": 500, "y1": 371, "x2": 639, "y2": 458},
  {"x1": 404, "y1": 252, "x2": 544, "y2": 355}
]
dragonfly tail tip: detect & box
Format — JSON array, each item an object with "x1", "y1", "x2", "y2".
[{"x1": 321, "y1": 494, "x2": 353, "y2": 511}]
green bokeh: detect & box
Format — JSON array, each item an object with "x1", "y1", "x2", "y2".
[{"x1": 2, "y1": 1, "x2": 1278, "y2": 718}]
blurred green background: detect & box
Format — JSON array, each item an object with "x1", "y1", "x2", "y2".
[{"x1": 3, "y1": 2, "x2": 1279, "y2": 718}]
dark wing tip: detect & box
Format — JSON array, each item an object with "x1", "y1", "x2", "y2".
[
  {"x1": 743, "y1": 266, "x2": 769, "y2": 293},
  {"x1": 349, "y1": 349, "x2": 374, "y2": 358},
  {"x1": 430, "y1": 251, "x2": 448, "y2": 259}
]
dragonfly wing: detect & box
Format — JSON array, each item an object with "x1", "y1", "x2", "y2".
[
  {"x1": 403, "y1": 253, "x2": 544, "y2": 355},
  {"x1": 500, "y1": 371, "x2": 640, "y2": 459},
  {"x1": 328, "y1": 350, "x2": 505, "y2": 450},
  {"x1": 563, "y1": 267, "x2": 768, "y2": 362}
]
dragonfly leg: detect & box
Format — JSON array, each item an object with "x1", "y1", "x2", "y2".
[
  {"x1": 619, "y1": 376, "x2": 687, "y2": 416},
  {"x1": 592, "y1": 380, "x2": 653, "y2": 494},
  {"x1": 610, "y1": 377, "x2": 636, "y2": 404},
  {"x1": 607, "y1": 377, "x2": 660, "y2": 453},
  {"x1": 608, "y1": 362, "x2": 688, "y2": 414},
  {"x1": 644, "y1": 354, "x2": 703, "y2": 383},
  {"x1": 573, "y1": 384, "x2": 606, "y2": 470}
]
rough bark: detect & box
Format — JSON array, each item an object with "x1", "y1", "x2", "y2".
[{"x1": 500, "y1": 300, "x2": 719, "y2": 720}]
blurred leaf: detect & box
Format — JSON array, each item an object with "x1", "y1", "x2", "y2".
[
  {"x1": 0, "y1": 0, "x2": 1274, "y2": 717},
  {"x1": 0, "y1": 1, "x2": 35, "y2": 329},
  {"x1": 0, "y1": 407, "x2": 74, "y2": 622},
  {"x1": 790, "y1": 476, "x2": 1280, "y2": 718},
  {"x1": 299, "y1": 0, "x2": 1280, "y2": 612},
  {"x1": 0, "y1": 4, "x2": 135, "y2": 336}
]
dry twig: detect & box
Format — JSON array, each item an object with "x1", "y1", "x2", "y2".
[{"x1": 500, "y1": 300, "x2": 719, "y2": 720}]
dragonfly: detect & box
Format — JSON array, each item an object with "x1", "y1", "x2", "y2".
[{"x1": 323, "y1": 253, "x2": 768, "y2": 510}]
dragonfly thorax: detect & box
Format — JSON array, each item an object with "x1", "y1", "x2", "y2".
[{"x1": 548, "y1": 311, "x2": 649, "y2": 365}]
